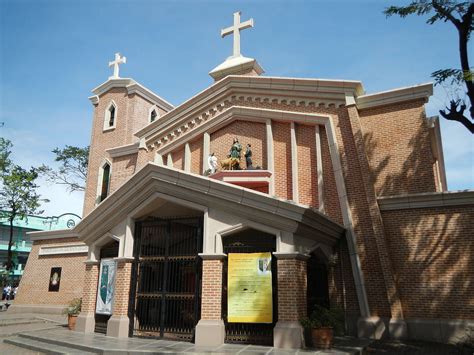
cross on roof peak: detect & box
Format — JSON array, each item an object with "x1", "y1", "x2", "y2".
[
  {"x1": 221, "y1": 11, "x2": 254, "y2": 58},
  {"x1": 108, "y1": 52, "x2": 127, "y2": 79}
]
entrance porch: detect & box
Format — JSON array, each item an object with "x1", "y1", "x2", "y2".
[{"x1": 74, "y1": 164, "x2": 345, "y2": 349}]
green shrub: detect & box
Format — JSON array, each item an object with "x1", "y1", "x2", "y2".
[
  {"x1": 62, "y1": 298, "x2": 82, "y2": 316},
  {"x1": 300, "y1": 305, "x2": 345, "y2": 335}
]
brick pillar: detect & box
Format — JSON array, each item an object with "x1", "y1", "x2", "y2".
[
  {"x1": 273, "y1": 252, "x2": 308, "y2": 349},
  {"x1": 107, "y1": 258, "x2": 133, "y2": 338},
  {"x1": 195, "y1": 254, "x2": 226, "y2": 346},
  {"x1": 76, "y1": 261, "x2": 99, "y2": 333}
]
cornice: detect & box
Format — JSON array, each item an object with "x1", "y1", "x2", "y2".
[
  {"x1": 28, "y1": 229, "x2": 79, "y2": 241},
  {"x1": 90, "y1": 78, "x2": 174, "y2": 111},
  {"x1": 135, "y1": 75, "x2": 365, "y2": 139},
  {"x1": 106, "y1": 142, "x2": 139, "y2": 159},
  {"x1": 356, "y1": 83, "x2": 433, "y2": 110},
  {"x1": 378, "y1": 190, "x2": 474, "y2": 211},
  {"x1": 152, "y1": 106, "x2": 334, "y2": 155}
]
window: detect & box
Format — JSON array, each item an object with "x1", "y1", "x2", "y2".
[
  {"x1": 99, "y1": 163, "x2": 111, "y2": 203},
  {"x1": 104, "y1": 101, "x2": 117, "y2": 131},
  {"x1": 150, "y1": 109, "x2": 158, "y2": 122},
  {"x1": 148, "y1": 105, "x2": 160, "y2": 123}
]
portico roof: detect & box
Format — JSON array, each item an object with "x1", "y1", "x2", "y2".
[{"x1": 73, "y1": 163, "x2": 344, "y2": 246}]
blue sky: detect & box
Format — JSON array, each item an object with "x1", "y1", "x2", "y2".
[{"x1": 1, "y1": 0, "x2": 473, "y2": 217}]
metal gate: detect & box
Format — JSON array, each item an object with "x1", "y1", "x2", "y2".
[
  {"x1": 222, "y1": 232, "x2": 277, "y2": 346},
  {"x1": 129, "y1": 217, "x2": 202, "y2": 341}
]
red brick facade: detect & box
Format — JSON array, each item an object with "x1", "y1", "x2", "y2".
[{"x1": 200, "y1": 259, "x2": 223, "y2": 320}]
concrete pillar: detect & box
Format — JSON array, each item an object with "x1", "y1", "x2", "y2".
[
  {"x1": 184, "y1": 143, "x2": 191, "y2": 172},
  {"x1": 315, "y1": 125, "x2": 325, "y2": 213},
  {"x1": 273, "y1": 252, "x2": 309, "y2": 349},
  {"x1": 290, "y1": 122, "x2": 299, "y2": 203},
  {"x1": 202, "y1": 132, "x2": 210, "y2": 174},
  {"x1": 167, "y1": 153, "x2": 173, "y2": 168},
  {"x1": 195, "y1": 254, "x2": 226, "y2": 347},
  {"x1": 155, "y1": 152, "x2": 163, "y2": 165},
  {"x1": 76, "y1": 261, "x2": 99, "y2": 333},
  {"x1": 266, "y1": 119, "x2": 275, "y2": 195},
  {"x1": 106, "y1": 258, "x2": 133, "y2": 338}
]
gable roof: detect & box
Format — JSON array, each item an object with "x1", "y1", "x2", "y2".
[{"x1": 73, "y1": 163, "x2": 344, "y2": 246}]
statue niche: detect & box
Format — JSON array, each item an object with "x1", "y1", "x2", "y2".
[{"x1": 220, "y1": 137, "x2": 242, "y2": 170}]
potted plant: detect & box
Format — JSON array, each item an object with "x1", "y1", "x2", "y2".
[
  {"x1": 63, "y1": 298, "x2": 82, "y2": 330},
  {"x1": 300, "y1": 305, "x2": 344, "y2": 349}
]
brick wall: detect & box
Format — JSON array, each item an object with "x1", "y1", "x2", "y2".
[
  {"x1": 81, "y1": 263, "x2": 99, "y2": 313},
  {"x1": 273, "y1": 122, "x2": 292, "y2": 200},
  {"x1": 190, "y1": 137, "x2": 203, "y2": 174},
  {"x1": 200, "y1": 259, "x2": 223, "y2": 320},
  {"x1": 15, "y1": 238, "x2": 87, "y2": 306},
  {"x1": 277, "y1": 258, "x2": 307, "y2": 321},
  {"x1": 111, "y1": 261, "x2": 132, "y2": 316},
  {"x1": 296, "y1": 124, "x2": 317, "y2": 208},
  {"x1": 110, "y1": 154, "x2": 137, "y2": 192},
  {"x1": 359, "y1": 100, "x2": 438, "y2": 196},
  {"x1": 382, "y1": 205, "x2": 474, "y2": 320},
  {"x1": 173, "y1": 148, "x2": 185, "y2": 170}
]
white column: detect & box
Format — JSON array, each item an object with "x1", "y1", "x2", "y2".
[
  {"x1": 167, "y1": 153, "x2": 173, "y2": 167},
  {"x1": 290, "y1": 122, "x2": 299, "y2": 203},
  {"x1": 184, "y1": 143, "x2": 191, "y2": 172},
  {"x1": 266, "y1": 119, "x2": 275, "y2": 195},
  {"x1": 155, "y1": 152, "x2": 164, "y2": 166},
  {"x1": 315, "y1": 125, "x2": 325, "y2": 213},
  {"x1": 202, "y1": 132, "x2": 210, "y2": 174}
]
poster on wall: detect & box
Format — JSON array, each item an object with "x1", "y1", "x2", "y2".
[
  {"x1": 228, "y1": 252, "x2": 273, "y2": 323},
  {"x1": 95, "y1": 258, "x2": 117, "y2": 315},
  {"x1": 48, "y1": 267, "x2": 62, "y2": 292}
]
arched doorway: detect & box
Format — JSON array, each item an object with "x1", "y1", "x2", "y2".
[{"x1": 307, "y1": 249, "x2": 330, "y2": 314}]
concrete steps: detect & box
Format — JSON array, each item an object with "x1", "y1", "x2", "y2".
[
  {"x1": 4, "y1": 335, "x2": 96, "y2": 354},
  {"x1": 5, "y1": 332, "x2": 102, "y2": 353}
]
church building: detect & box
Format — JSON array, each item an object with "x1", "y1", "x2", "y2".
[{"x1": 13, "y1": 12, "x2": 473, "y2": 349}]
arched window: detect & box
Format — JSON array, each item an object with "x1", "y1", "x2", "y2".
[
  {"x1": 148, "y1": 105, "x2": 160, "y2": 123},
  {"x1": 98, "y1": 162, "x2": 111, "y2": 203},
  {"x1": 104, "y1": 101, "x2": 117, "y2": 131},
  {"x1": 150, "y1": 109, "x2": 158, "y2": 122}
]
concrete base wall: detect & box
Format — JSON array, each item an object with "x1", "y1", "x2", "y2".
[
  {"x1": 107, "y1": 315, "x2": 130, "y2": 338},
  {"x1": 357, "y1": 317, "x2": 474, "y2": 345},
  {"x1": 195, "y1": 319, "x2": 225, "y2": 346},
  {"x1": 8, "y1": 304, "x2": 67, "y2": 315},
  {"x1": 273, "y1": 321, "x2": 304, "y2": 349}
]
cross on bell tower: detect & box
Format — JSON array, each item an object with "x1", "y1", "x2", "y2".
[
  {"x1": 221, "y1": 11, "x2": 254, "y2": 58},
  {"x1": 108, "y1": 52, "x2": 127, "y2": 79}
]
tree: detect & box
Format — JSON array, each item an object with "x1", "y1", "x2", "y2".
[
  {"x1": 0, "y1": 165, "x2": 47, "y2": 273},
  {"x1": 384, "y1": 1, "x2": 474, "y2": 133},
  {"x1": 38, "y1": 145, "x2": 89, "y2": 192},
  {"x1": 0, "y1": 138, "x2": 12, "y2": 173}
]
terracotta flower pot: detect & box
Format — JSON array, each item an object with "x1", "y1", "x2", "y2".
[
  {"x1": 311, "y1": 327, "x2": 333, "y2": 349},
  {"x1": 68, "y1": 314, "x2": 78, "y2": 330}
]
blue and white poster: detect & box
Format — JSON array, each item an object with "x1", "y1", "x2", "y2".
[{"x1": 95, "y1": 259, "x2": 116, "y2": 315}]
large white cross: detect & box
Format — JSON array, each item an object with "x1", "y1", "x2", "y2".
[
  {"x1": 108, "y1": 52, "x2": 127, "y2": 79},
  {"x1": 221, "y1": 11, "x2": 254, "y2": 58}
]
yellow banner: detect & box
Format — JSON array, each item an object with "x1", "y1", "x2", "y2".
[{"x1": 228, "y1": 252, "x2": 273, "y2": 323}]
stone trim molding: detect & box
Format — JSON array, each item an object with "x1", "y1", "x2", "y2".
[
  {"x1": 427, "y1": 116, "x2": 447, "y2": 191},
  {"x1": 272, "y1": 252, "x2": 310, "y2": 261},
  {"x1": 136, "y1": 75, "x2": 364, "y2": 140},
  {"x1": 39, "y1": 244, "x2": 88, "y2": 256},
  {"x1": 378, "y1": 190, "x2": 474, "y2": 211},
  {"x1": 315, "y1": 125, "x2": 325, "y2": 213},
  {"x1": 113, "y1": 257, "x2": 134, "y2": 263},
  {"x1": 356, "y1": 83, "x2": 433, "y2": 110},
  {"x1": 84, "y1": 260, "x2": 100, "y2": 265},
  {"x1": 88, "y1": 95, "x2": 99, "y2": 105},
  {"x1": 290, "y1": 122, "x2": 299, "y2": 203},
  {"x1": 198, "y1": 253, "x2": 227, "y2": 260},
  {"x1": 73, "y1": 163, "x2": 345, "y2": 247},
  {"x1": 90, "y1": 78, "x2": 174, "y2": 111},
  {"x1": 106, "y1": 142, "x2": 139, "y2": 158},
  {"x1": 28, "y1": 229, "x2": 79, "y2": 241}
]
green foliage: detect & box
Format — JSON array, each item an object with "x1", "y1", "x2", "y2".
[
  {"x1": 431, "y1": 68, "x2": 474, "y2": 85},
  {"x1": 0, "y1": 138, "x2": 12, "y2": 173},
  {"x1": 38, "y1": 145, "x2": 89, "y2": 192},
  {"x1": 0, "y1": 162, "x2": 48, "y2": 271},
  {"x1": 300, "y1": 305, "x2": 345, "y2": 336},
  {"x1": 62, "y1": 298, "x2": 82, "y2": 316}
]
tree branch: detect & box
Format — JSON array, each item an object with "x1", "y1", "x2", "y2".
[{"x1": 439, "y1": 100, "x2": 474, "y2": 133}]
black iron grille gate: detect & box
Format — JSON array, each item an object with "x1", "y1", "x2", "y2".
[
  {"x1": 129, "y1": 217, "x2": 202, "y2": 341},
  {"x1": 222, "y1": 232, "x2": 277, "y2": 346}
]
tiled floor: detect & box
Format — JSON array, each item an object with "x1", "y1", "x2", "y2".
[{"x1": 10, "y1": 328, "x2": 369, "y2": 354}]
